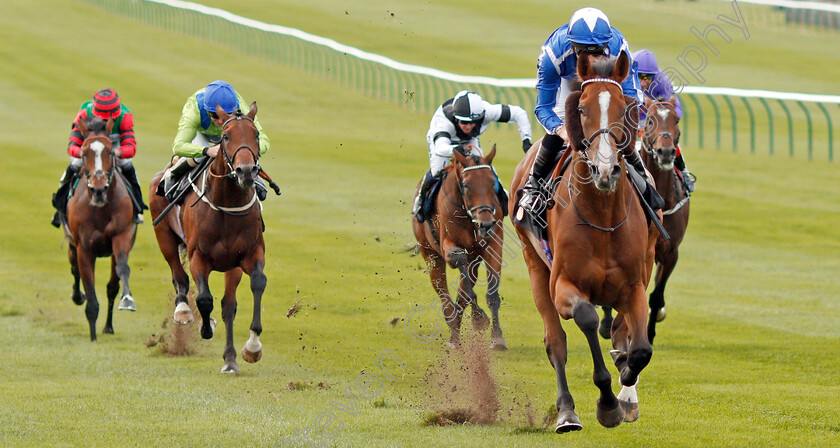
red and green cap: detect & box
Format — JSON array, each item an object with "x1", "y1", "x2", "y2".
[{"x1": 92, "y1": 88, "x2": 121, "y2": 119}]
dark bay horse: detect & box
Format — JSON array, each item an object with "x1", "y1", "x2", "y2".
[
  {"x1": 65, "y1": 116, "x2": 138, "y2": 341},
  {"x1": 599, "y1": 100, "x2": 690, "y2": 344},
  {"x1": 412, "y1": 145, "x2": 508, "y2": 350},
  {"x1": 150, "y1": 103, "x2": 266, "y2": 373},
  {"x1": 510, "y1": 52, "x2": 658, "y2": 432}
]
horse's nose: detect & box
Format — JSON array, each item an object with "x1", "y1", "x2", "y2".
[
  {"x1": 670, "y1": 147, "x2": 677, "y2": 157},
  {"x1": 611, "y1": 164, "x2": 622, "y2": 177}
]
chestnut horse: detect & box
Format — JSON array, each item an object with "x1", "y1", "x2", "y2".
[
  {"x1": 412, "y1": 145, "x2": 507, "y2": 350},
  {"x1": 150, "y1": 103, "x2": 265, "y2": 373},
  {"x1": 600, "y1": 101, "x2": 690, "y2": 344},
  {"x1": 65, "y1": 116, "x2": 138, "y2": 341},
  {"x1": 510, "y1": 52, "x2": 658, "y2": 432}
]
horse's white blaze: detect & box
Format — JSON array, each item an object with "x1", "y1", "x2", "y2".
[
  {"x1": 90, "y1": 141, "x2": 105, "y2": 172},
  {"x1": 597, "y1": 91, "x2": 612, "y2": 170},
  {"x1": 244, "y1": 330, "x2": 262, "y2": 353},
  {"x1": 657, "y1": 108, "x2": 670, "y2": 120}
]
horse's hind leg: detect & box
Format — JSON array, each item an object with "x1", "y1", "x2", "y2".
[
  {"x1": 77, "y1": 250, "x2": 99, "y2": 342},
  {"x1": 103, "y1": 257, "x2": 119, "y2": 334},
  {"x1": 68, "y1": 244, "x2": 86, "y2": 306},
  {"x1": 242, "y1": 255, "x2": 266, "y2": 364},
  {"x1": 648, "y1": 251, "x2": 678, "y2": 344},
  {"x1": 158, "y1": 229, "x2": 191, "y2": 324},
  {"x1": 220, "y1": 269, "x2": 242, "y2": 374}
]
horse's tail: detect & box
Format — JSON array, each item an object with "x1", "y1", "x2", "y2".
[{"x1": 401, "y1": 243, "x2": 420, "y2": 257}]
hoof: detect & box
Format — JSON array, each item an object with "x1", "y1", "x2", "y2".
[
  {"x1": 221, "y1": 362, "x2": 240, "y2": 374},
  {"x1": 446, "y1": 339, "x2": 460, "y2": 350},
  {"x1": 620, "y1": 400, "x2": 639, "y2": 423},
  {"x1": 72, "y1": 292, "x2": 86, "y2": 306},
  {"x1": 242, "y1": 348, "x2": 262, "y2": 363},
  {"x1": 555, "y1": 410, "x2": 582, "y2": 433},
  {"x1": 102, "y1": 326, "x2": 114, "y2": 335},
  {"x1": 471, "y1": 309, "x2": 490, "y2": 331},
  {"x1": 118, "y1": 295, "x2": 136, "y2": 311},
  {"x1": 596, "y1": 398, "x2": 625, "y2": 428},
  {"x1": 173, "y1": 302, "x2": 193, "y2": 325},
  {"x1": 656, "y1": 307, "x2": 666, "y2": 322},
  {"x1": 490, "y1": 336, "x2": 508, "y2": 351},
  {"x1": 200, "y1": 318, "x2": 216, "y2": 340}
]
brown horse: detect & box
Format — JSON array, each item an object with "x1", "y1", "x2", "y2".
[
  {"x1": 412, "y1": 145, "x2": 508, "y2": 349},
  {"x1": 150, "y1": 103, "x2": 265, "y2": 373},
  {"x1": 510, "y1": 52, "x2": 658, "y2": 432},
  {"x1": 65, "y1": 116, "x2": 138, "y2": 341},
  {"x1": 599, "y1": 100, "x2": 690, "y2": 344}
]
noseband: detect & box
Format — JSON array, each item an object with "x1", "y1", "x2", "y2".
[
  {"x1": 452, "y1": 163, "x2": 498, "y2": 226},
  {"x1": 211, "y1": 114, "x2": 260, "y2": 179}
]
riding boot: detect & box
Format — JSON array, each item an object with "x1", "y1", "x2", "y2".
[
  {"x1": 413, "y1": 170, "x2": 438, "y2": 223},
  {"x1": 518, "y1": 134, "x2": 565, "y2": 215},
  {"x1": 163, "y1": 157, "x2": 196, "y2": 202},
  {"x1": 255, "y1": 177, "x2": 267, "y2": 201},
  {"x1": 490, "y1": 167, "x2": 509, "y2": 217},
  {"x1": 626, "y1": 148, "x2": 664, "y2": 211},
  {"x1": 120, "y1": 163, "x2": 148, "y2": 219},
  {"x1": 51, "y1": 164, "x2": 80, "y2": 228},
  {"x1": 674, "y1": 153, "x2": 695, "y2": 193}
]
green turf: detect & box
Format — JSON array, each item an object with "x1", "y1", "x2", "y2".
[{"x1": 1, "y1": 1, "x2": 839, "y2": 447}]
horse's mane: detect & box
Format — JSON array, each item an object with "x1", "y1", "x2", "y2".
[{"x1": 83, "y1": 116, "x2": 108, "y2": 134}]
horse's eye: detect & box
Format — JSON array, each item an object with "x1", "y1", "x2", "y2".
[
  {"x1": 223, "y1": 134, "x2": 230, "y2": 141},
  {"x1": 578, "y1": 107, "x2": 585, "y2": 116}
]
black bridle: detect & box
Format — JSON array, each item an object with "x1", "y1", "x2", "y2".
[
  {"x1": 210, "y1": 113, "x2": 260, "y2": 179},
  {"x1": 443, "y1": 162, "x2": 499, "y2": 228},
  {"x1": 642, "y1": 102, "x2": 679, "y2": 158},
  {"x1": 81, "y1": 136, "x2": 116, "y2": 192},
  {"x1": 576, "y1": 78, "x2": 633, "y2": 168}
]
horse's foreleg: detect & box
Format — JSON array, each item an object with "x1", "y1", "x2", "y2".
[
  {"x1": 103, "y1": 257, "x2": 119, "y2": 335},
  {"x1": 483, "y1": 246, "x2": 506, "y2": 350},
  {"x1": 189, "y1": 255, "x2": 214, "y2": 340},
  {"x1": 464, "y1": 256, "x2": 488, "y2": 332},
  {"x1": 77, "y1": 249, "x2": 99, "y2": 342},
  {"x1": 648, "y1": 251, "x2": 678, "y2": 344},
  {"x1": 420, "y1": 246, "x2": 460, "y2": 346},
  {"x1": 68, "y1": 244, "x2": 85, "y2": 306},
  {"x1": 220, "y1": 269, "x2": 242, "y2": 374},
  {"x1": 623, "y1": 285, "x2": 653, "y2": 386},
  {"x1": 242, "y1": 256, "x2": 265, "y2": 364},
  {"x1": 567, "y1": 297, "x2": 624, "y2": 429}
]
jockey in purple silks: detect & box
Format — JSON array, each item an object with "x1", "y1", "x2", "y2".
[{"x1": 634, "y1": 49, "x2": 695, "y2": 192}]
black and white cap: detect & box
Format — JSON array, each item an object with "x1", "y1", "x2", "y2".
[{"x1": 452, "y1": 90, "x2": 485, "y2": 122}]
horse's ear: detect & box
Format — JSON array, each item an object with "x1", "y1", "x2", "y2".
[
  {"x1": 577, "y1": 53, "x2": 593, "y2": 80},
  {"x1": 248, "y1": 101, "x2": 257, "y2": 120},
  {"x1": 76, "y1": 118, "x2": 89, "y2": 137},
  {"x1": 452, "y1": 148, "x2": 467, "y2": 167},
  {"x1": 621, "y1": 95, "x2": 640, "y2": 154},
  {"x1": 564, "y1": 91, "x2": 585, "y2": 150},
  {"x1": 613, "y1": 51, "x2": 630, "y2": 83},
  {"x1": 105, "y1": 117, "x2": 115, "y2": 135},
  {"x1": 486, "y1": 144, "x2": 496, "y2": 164}
]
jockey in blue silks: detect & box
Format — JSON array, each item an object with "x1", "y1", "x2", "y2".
[
  {"x1": 519, "y1": 7, "x2": 657, "y2": 214},
  {"x1": 634, "y1": 49, "x2": 695, "y2": 192}
]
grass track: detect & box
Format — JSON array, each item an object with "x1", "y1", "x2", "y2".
[{"x1": 1, "y1": 1, "x2": 839, "y2": 447}]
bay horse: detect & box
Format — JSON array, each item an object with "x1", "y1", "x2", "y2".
[
  {"x1": 599, "y1": 101, "x2": 690, "y2": 344},
  {"x1": 509, "y1": 52, "x2": 658, "y2": 432},
  {"x1": 65, "y1": 116, "x2": 138, "y2": 341},
  {"x1": 411, "y1": 145, "x2": 507, "y2": 350},
  {"x1": 149, "y1": 103, "x2": 265, "y2": 373}
]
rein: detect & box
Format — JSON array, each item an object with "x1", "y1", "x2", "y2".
[{"x1": 191, "y1": 169, "x2": 258, "y2": 216}]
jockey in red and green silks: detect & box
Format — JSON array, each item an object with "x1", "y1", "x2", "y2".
[
  {"x1": 162, "y1": 80, "x2": 270, "y2": 200},
  {"x1": 51, "y1": 88, "x2": 147, "y2": 227}
]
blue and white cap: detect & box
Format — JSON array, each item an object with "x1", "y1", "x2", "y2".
[
  {"x1": 203, "y1": 80, "x2": 237, "y2": 113},
  {"x1": 452, "y1": 90, "x2": 485, "y2": 122},
  {"x1": 567, "y1": 7, "x2": 612, "y2": 46}
]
